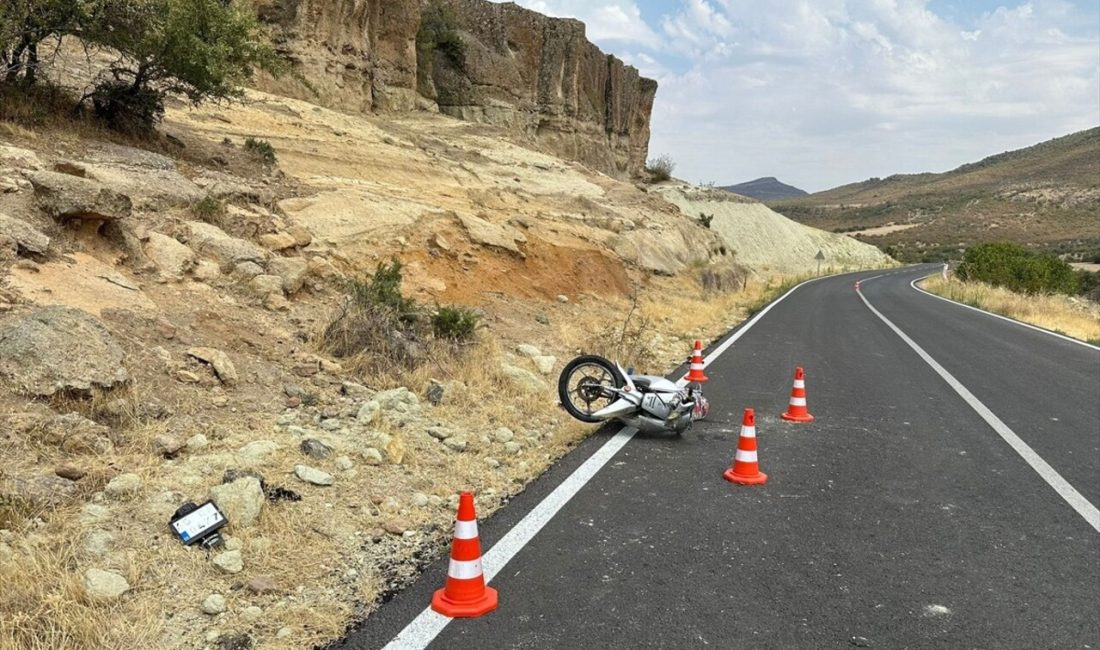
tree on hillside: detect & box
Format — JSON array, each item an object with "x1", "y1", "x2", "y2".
[
  {"x1": 0, "y1": 0, "x2": 87, "y2": 85},
  {"x1": 82, "y1": 0, "x2": 284, "y2": 131}
]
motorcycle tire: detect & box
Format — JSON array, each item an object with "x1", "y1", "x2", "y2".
[{"x1": 557, "y1": 354, "x2": 626, "y2": 423}]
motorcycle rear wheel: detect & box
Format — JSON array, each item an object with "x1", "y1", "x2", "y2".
[{"x1": 557, "y1": 355, "x2": 625, "y2": 423}]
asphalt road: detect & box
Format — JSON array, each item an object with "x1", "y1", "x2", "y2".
[{"x1": 337, "y1": 265, "x2": 1100, "y2": 650}]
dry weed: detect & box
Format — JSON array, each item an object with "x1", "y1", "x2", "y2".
[{"x1": 922, "y1": 276, "x2": 1100, "y2": 343}]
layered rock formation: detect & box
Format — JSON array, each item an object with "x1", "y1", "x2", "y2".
[{"x1": 252, "y1": 0, "x2": 656, "y2": 177}]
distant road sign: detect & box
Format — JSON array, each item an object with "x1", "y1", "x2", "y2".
[{"x1": 815, "y1": 250, "x2": 826, "y2": 261}]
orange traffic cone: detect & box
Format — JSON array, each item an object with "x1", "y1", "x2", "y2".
[
  {"x1": 684, "y1": 340, "x2": 709, "y2": 383},
  {"x1": 780, "y1": 367, "x2": 814, "y2": 422},
  {"x1": 431, "y1": 492, "x2": 498, "y2": 618},
  {"x1": 724, "y1": 408, "x2": 767, "y2": 485}
]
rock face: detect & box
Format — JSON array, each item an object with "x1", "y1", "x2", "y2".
[
  {"x1": 254, "y1": 0, "x2": 655, "y2": 176},
  {"x1": 0, "y1": 213, "x2": 50, "y2": 255},
  {"x1": 0, "y1": 306, "x2": 129, "y2": 396},
  {"x1": 27, "y1": 170, "x2": 132, "y2": 221}
]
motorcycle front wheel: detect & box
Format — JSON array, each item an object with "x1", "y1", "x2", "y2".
[{"x1": 557, "y1": 354, "x2": 626, "y2": 423}]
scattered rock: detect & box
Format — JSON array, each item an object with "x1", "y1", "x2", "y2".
[
  {"x1": 186, "y1": 221, "x2": 267, "y2": 268},
  {"x1": 104, "y1": 473, "x2": 143, "y2": 499},
  {"x1": 850, "y1": 637, "x2": 871, "y2": 648},
  {"x1": 334, "y1": 456, "x2": 354, "y2": 471},
  {"x1": 426, "y1": 426, "x2": 452, "y2": 440},
  {"x1": 144, "y1": 232, "x2": 195, "y2": 278},
  {"x1": 80, "y1": 503, "x2": 110, "y2": 524},
  {"x1": 365, "y1": 431, "x2": 406, "y2": 464},
  {"x1": 1, "y1": 474, "x2": 80, "y2": 508},
  {"x1": 412, "y1": 493, "x2": 429, "y2": 507},
  {"x1": 232, "y1": 261, "x2": 265, "y2": 280},
  {"x1": 28, "y1": 170, "x2": 132, "y2": 221},
  {"x1": 55, "y1": 463, "x2": 87, "y2": 481},
  {"x1": 202, "y1": 593, "x2": 227, "y2": 615},
  {"x1": 238, "y1": 440, "x2": 279, "y2": 461},
  {"x1": 0, "y1": 212, "x2": 49, "y2": 255},
  {"x1": 84, "y1": 568, "x2": 130, "y2": 601},
  {"x1": 264, "y1": 293, "x2": 291, "y2": 311},
  {"x1": 248, "y1": 274, "x2": 284, "y2": 297},
  {"x1": 294, "y1": 465, "x2": 334, "y2": 486},
  {"x1": 186, "y1": 433, "x2": 209, "y2": 450},
  {"x1": 193, "y1": 260, "x2": 221, "y2": 281},
  {"x1": 213, "y1": 550, "x2": 244, "y2": 574},
  {"x1": 83, "y1": 529, "x2": 113, "y2": 557},
  {"x1": 457, "y1": 213, "x2": 526, "y2": 257},
  {"x1": 154, "y1": 434, "x2": 185, "y2": 458},
  {"x1": 287, "y1": 225, "x2": 312, "y2": 248},
  {"x1": 493, "y1": 427, "x2": 515, "y2": 443},
  {"x1": 216, "y1": 632, "x2": 254, "y2": 650},
  {"x1": 516, "y1": 344, "x2": 541, "y2": 358},
  {"x1": 340, "y1": 381, "x2": 371, "y2": 400},
  {"x1": 361, "y1": 448, "x2": 383, "y2": 465},
  {"x1": 500, "y1": 363, "x2": 546, "y2": 392},
  {"x1": 299, "y1": 438, "x2": 332, "y2": 459},
  {"x1": 242, "y1": 605, "x2": 263, "y2": 622},
  {"x1": 276, "y1": 627, "x2": 292, "y2": 639},
  {"x1": 557, "y1": 294, "x2": 569, "y2": 303},
  {"x1": 504, "y1": 441, "x2": 522, "y2": 454},
  {"x1": 259, "y1": 232, "x2": 297, "y2": 251},
  {"x1": 245, "y1": 575, "x2": 280, "y2": 595},
  {"x1": 443, "y1": 437, "x2": 468, "y2": 452},
  {"x1": 383, "y1": 519, "x2": 410, "y2": 536},
  {"x1": 187, "y1": 347, "x2": 239, "y2": 386},
  {"x1": 0, "y1": 306, "x2": 130, "y2": 397},
  {"x1": 209, "y1": 477, "x2": 265, "y2": 528},
  {"x1": 356, "y1": 400, "x2": 380, "y2": 424},
  {"x1": 268, "y1": 257, "x2": 309, "y2": 294},
  {"x1": 485, "y1": 457, "x2": 501, "y2": 468},
  {"x1": 426, "y1": 380, "x2": 445, "y2": 406},
  {"x1": 533, "y1": 355, "x2": 557, "y2": 375}
]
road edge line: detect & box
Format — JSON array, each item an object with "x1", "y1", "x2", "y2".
[
  {"x1": 856, "y1": 282, "x2": 1100, "y2": 533},
  {"x1": 384, "y1": 267, "x2": 865, "y2": 649},
  {"x1": 910, "y1": 276, "x2": 1100, "y2": 352}
]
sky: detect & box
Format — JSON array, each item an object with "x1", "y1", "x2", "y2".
[{"x1": 493, "y1": 0, "x2": 1100, "y2": 191}]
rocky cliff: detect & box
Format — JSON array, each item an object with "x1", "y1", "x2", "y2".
[{"x1": 252, "y1": 0, "x2": 656, "y2": 177}]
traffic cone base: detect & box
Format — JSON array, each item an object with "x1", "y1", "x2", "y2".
[
  {"x1": 724, "y1": 467, "x2": 767, "y2": 485},
  {"x1": 432, "y1": 585, "x2": 498, "y2": 618},
  {"x1": 781, "y1": 411, "x2": 814, "y2": 423},
  {"x1": 430, "y1": 492, "x2": 498, "y2": 618}
]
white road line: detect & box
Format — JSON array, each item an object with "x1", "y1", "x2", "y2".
[
  {"x1": 910, "y1": 276, "x2": 1100, "y2": 351},
  {"x1": 385, "y1": 268, "x2": 854, "y2": 649},
  {"x1": 856, "y1": 282, "x2": 1100, "y2": 533}
]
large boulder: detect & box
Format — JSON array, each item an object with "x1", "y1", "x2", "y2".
[
  {"x1": 144, "y1": 232, "x2": 195, "y2": 278},
  {"x1": 267, "y1": 257, "x2": 309, "y2": 294},
  {"x1": 0, "y1": 307, "x2": 129, "y2": 396},
  {"x1": 27, "y1": 170, "x2": 132, "y2": 221},
  {"x1": 0, "y1": 212, "x2": 49, "y2": 255},
  {"x1": 185, "y1": 221, "x2": 267, "y2": 268}
]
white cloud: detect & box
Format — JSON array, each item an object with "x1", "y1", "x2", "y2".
[{"x1": 498, "y1": 1, "x2": 1099, "y2": 190}]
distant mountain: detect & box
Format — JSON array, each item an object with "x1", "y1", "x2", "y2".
[
  {"x1": 720, "y1": 177, "x2": 809, "y2": 201},
  {"x1": 769, "y1": 128, "x2": 1100, "y2": 263}
]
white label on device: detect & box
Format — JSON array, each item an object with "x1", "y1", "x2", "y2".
[{"x1": 172, "y1": 503, "x2": 225, "y2": 542}]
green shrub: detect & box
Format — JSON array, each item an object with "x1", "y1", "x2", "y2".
[
  {"x1": 432, "y1": 305, "x2": 480, "y2": 341},
  {"x1": 191, "y1": 195, "x2": 224, "y2": 221},
  {"x1": 417, "y1": 0, "x2": 466, "y2": 92},
  {"x1": 348, "y1": 258, "x2": 418, "y2": 319},
  {"x1": 244, "y1": 137, "x2": 277, "y2": 165},
  {"x1": 697, "y1": 213, "x2": 713, "y2": 229},
  {"x1": 956, "y1": 242, "x2": 1079, "y2": 295},
  {"x1": 645, "y1": 154, "x2": 675, "y2": 183}
]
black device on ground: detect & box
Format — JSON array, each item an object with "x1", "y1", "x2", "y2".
[{"x1": 170, "y1": 500, "x2": 228, "y2": 549}]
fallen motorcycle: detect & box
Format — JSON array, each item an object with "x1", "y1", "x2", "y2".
[{"x1": 556, "y1": 354, "x2": 709, "y2": 434}]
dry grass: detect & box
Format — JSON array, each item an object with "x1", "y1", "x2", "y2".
[{"x1": 921, "y1": 276, "x2": 1100, "y2": 344}]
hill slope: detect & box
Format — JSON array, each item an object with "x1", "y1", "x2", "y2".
[
  {"x1": 770, "y1": 128, "x2": 1100, "y2": 262},
  {"x1": 721, "y1": 177, "x2": 808, "y2": 201}
]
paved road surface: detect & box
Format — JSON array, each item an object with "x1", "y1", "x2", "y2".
[{"x1": 337, "y1": 265, "x2": 1100, "y2": 649}]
